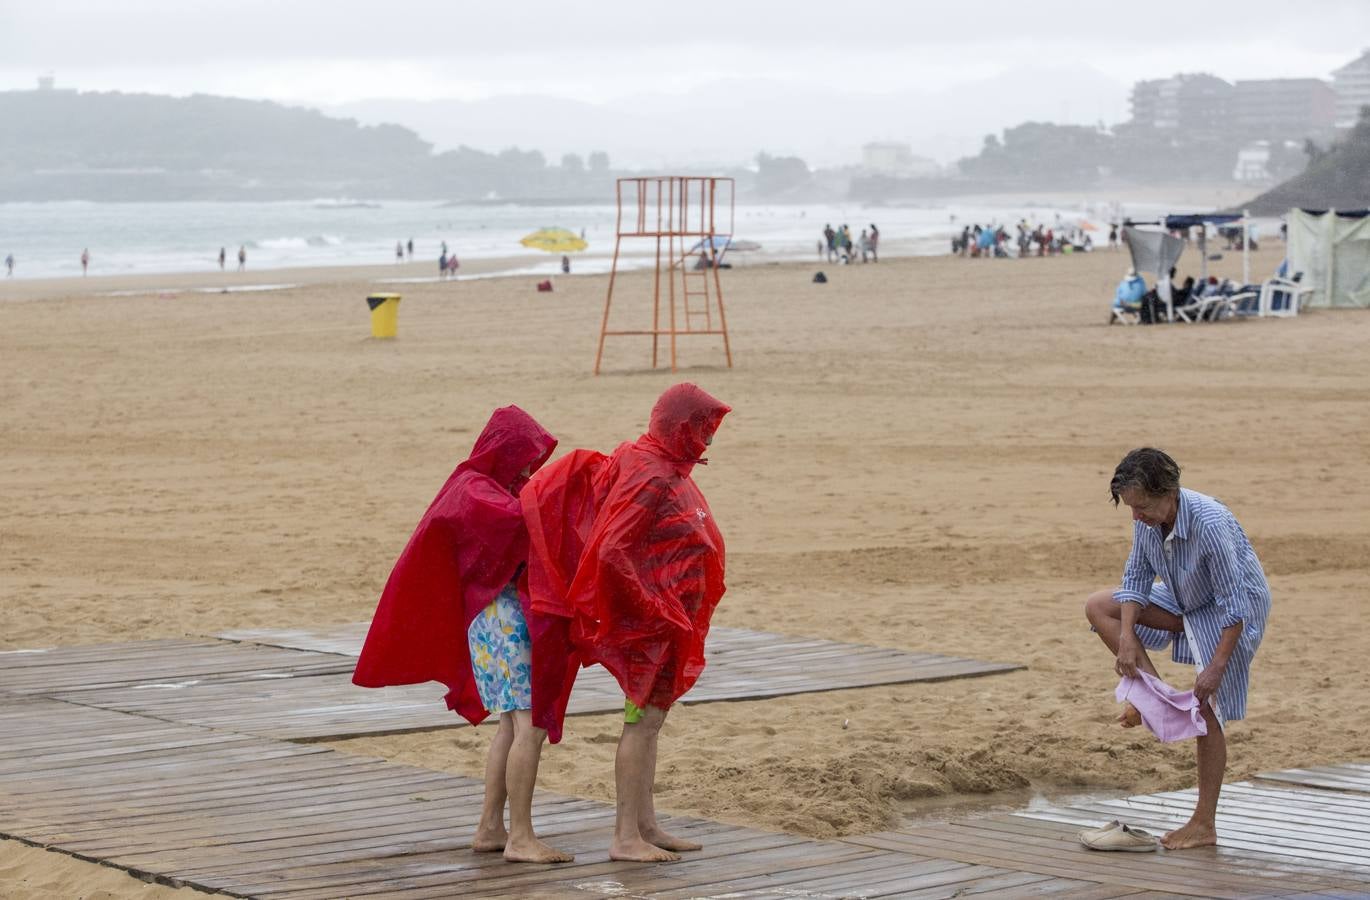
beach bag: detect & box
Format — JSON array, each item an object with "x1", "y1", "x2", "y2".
[
  {"x1": 537, "y1": 280, "x2": 554, "y2": 292},
  {"x1": 812, "y1": 272, "x2": 827, "y2": 283}
]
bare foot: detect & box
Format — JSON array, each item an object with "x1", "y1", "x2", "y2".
[
  {"x1": 1161, "y1": 821, "x2": 1218, "y2": 850},
  {"x1": 1118, "y1": 703, "x2": 1142, "y2": 728},
  {"x1": 472, "y1": 826, "x2": 507, "y2": 853},
  {"x1": 641, "y1": 825, "x2": 702, "y2": 852},
  {"x1": 609, "y1": 836, "x2": 681, "y2": 862},
  {"x1": 503, "y1": 834, "x2": 574, "y2": 864}
]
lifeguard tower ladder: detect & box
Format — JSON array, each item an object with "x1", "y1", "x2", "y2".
[{"x1": 594, "y1": 176, "x2": 734, "y2": 374}]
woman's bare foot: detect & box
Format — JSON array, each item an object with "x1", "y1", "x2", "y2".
[
  {"x1": 1118, "y1": 703, "x2": 1142, "y2": 728},
  {"x1": 609, "y1": 836, "x2": 681, "y2": 862},
  {"x1": 472, "y1": 826, "x2": 507, "y2": 853},
  {"x1": 641, "y1": 825, "x2": 702, "y2": 852},
  {"x1": 1161, "y1": 821, "x2": 1218, "y2": 850},
  {"x1": 503, "y1": 834, "x2": 574, "y2": 863}
]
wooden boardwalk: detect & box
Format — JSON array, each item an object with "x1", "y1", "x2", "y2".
[
  {"x1": 3, "y1": 634, "x2": 1368, "y2": 897},
  {"x1": 3, "y1": 692, "x2": 1368, "y2": 897},
  {"x1": 2, "y1": 626, "x2": 1023, "y2": 740}
]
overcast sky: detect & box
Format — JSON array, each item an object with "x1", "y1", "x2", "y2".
[{"x1": 2, "y1": 0, "x2": 1366, "y2": 105}]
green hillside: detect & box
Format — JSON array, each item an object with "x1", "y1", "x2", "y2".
[
  {"x1": 1245, "y1": 107, "x2": 1370, "y2": 215},
  {"x1": 0, "y1": 89, "x2": 608, "y2": 201}
]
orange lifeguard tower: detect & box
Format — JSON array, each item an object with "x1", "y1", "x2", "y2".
[{"x1": 593, "y1": 176, "x2": 734, "y2": 374}]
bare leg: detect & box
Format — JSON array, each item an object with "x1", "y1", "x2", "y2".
[
  {"x1": 503, "y1": 710, "x2": 573, "y2": 863},
  {"x1": 610, "y1": 705, "x2": 679, "y2": 862},
  {"x1": 638, "y1": 720, "x2": 701, "y2": 852},
  {"x1": 473, "y1": 713, "x2": 514, "y2": 852},
  {"x1": 1084, "y1": 588, "x2": 1183, "y2": 724},
  {"x1": 1163, "y1": 702, "x2": 1224, "y2": 850}
]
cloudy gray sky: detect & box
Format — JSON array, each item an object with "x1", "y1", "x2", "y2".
[{"x1": 2, "y1": 1, "x2": 1366, "y2": 165}]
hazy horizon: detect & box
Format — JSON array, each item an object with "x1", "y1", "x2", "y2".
[{"x1": 2, "y1": 0, "x2": 1366, "y2": 168}]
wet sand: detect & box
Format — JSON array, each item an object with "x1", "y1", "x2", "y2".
[{"x1": 3, "y1": 242, "x2": 1368, "y2": 894}]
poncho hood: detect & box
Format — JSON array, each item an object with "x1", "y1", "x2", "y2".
[
  {"x1": 459, "y1": 404, "x2": 557, "y2": 493},
  {"x1": 639, "y1": 383, "x2": 731, "y2": 473}
]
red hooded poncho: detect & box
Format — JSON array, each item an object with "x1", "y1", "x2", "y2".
[
  {"x1": 522, "y1": 384, "x2": 730, "y2": 710},
  {"x1": 352, "y1": 406, "x2": 579, "y2": 742}
]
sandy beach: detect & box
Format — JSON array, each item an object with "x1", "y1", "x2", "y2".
[{"x1": 3, "y1": 242, "x2": 1369, "y2": 897}]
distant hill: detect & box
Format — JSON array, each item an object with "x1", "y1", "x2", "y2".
[
  {"x1": 0, "y1": 89, "x2": 612, "y2": 201},
  {"x1": 1244, "y1": 107, "x2": 1370, "y2": 215}
]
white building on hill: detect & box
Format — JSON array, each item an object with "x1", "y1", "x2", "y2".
[{"x1": 1332, "y1": 50, "x2": 1370, "y2": 129}]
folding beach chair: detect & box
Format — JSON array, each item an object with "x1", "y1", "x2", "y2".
[
  {"x1": 1110, "y1": 306, "x2": 1141, "y2": 325},
  {"x1": 1258, "y1": 273, "x2": 1313, "y2": 318},
  {"x1": 1224, "y1": 289, "x2": 1262, "y2": 318}
]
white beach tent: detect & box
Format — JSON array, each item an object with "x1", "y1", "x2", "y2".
[{"x1": 1286, "y1": 208, "x2": 1370, "y2": 309}]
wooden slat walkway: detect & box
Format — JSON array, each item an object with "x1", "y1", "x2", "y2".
[
  {"x1": 0, "y1": 697, "x2": 1127, "y2": 899},
  {"x1": 18, "y1": 626, "x2": 1022, "y2": 740},
  {"x1": 0, "y1": 639, "x2": 352, "y2": 696},
  {"x1": 845, "y1": 811, "x2": 1370, "y2": 898},
  {"x1": 4, "y1": 693, "x2": 1368, "y2": 897}
]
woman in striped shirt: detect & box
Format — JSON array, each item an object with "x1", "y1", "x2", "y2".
[{"x1": 1084, "y1": 447, "x2": 1271, "y2": 850}]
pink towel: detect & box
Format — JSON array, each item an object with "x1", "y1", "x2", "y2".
[{"x1": 1115, "y1": 671, "x2": 1208, "y2": 742}]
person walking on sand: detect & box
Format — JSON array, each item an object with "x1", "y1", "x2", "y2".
[
  {"x1": 868, "y1": 223, "x2": 879, "y2": 262},
  {"x1": 395, "y1": 241, "x2": 404, "y2": 264},
  {"x1": 560, "y1": 255, "x2": 571, "y2": 275},
  {"x1": 354, "y1": 407, "x2": 577, "y2": 864},
  {"x1": 1084, "y1": 448, "x2": 1270, "y2": 850},
  {"x1": 237, "y1": 246, "x2": 246, "y2": 271},
  {"x1": 4, "y1": 253, "x2": 13, "y2": 277},
  {"x1": 407, "y1": 238, "x2": 414, "y2": 260},
  {"x1": 80, "y1": 248, "x2": 89, "y2": 276},
  {"x1": 218, "y1": 247, "x2": 226, "y2": 271},
  {"x1": 522, "y1": 383, "x2": 730, "y2": 862}
]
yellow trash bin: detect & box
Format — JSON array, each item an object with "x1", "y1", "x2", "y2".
[{"x1": 367, "y1": 293, "x2": 401, "y2": 338}]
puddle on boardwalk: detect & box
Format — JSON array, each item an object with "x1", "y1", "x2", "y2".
[{"x1": 898, "y1": 785, "x2": 1130, "y2": 828}]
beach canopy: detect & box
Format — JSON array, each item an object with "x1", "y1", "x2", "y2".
[
  {"x1": 1287, "y1": 208, "x2": 1370, "y2": 308},
  {"x1": 1158, "y1": 212, "x2": 1253, "y2": 282},
  {"x1": 1124, "y1": 226, "x2": 1185, "y2": 278},
  {"x1": 520, "y1": 228, "x2": 587, "y2": 253},
  {"x1": 1163, "y1": 213, "x2": 1242, "y2": 230}
]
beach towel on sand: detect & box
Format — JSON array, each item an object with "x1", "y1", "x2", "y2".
[
  {"x1": 522, "y1": 384, "x2": 730, "y2": 711},
  {"x1": 1116, "y1": 671, "x2": 1208, "y2": 743},
  {"x1": 352, "y1": 406, "x2": 580, "y2": 743}
]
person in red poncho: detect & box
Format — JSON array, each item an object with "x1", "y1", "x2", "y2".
[
  {"x1": 352, "y1": 406, "x2": 578, "y2": 864},
  {"x1": 522, "y1": 383, "x2": 730, "y2": 862}
]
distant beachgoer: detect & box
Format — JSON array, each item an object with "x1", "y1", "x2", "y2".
[
  {"x1": 448, "y1": 254, "x2": 459, "y2": 278},
  {"x1": 407, "y1": 238, "x2": 414, "y2": 260},
  {"x1": 1113, "y1": 268, "x2": 1146, "y2": 314},
  {"x1": 5, "y1": 253, "x2": 13, "y2": 277},
  {"x1": 439, "y1": 251, "x2": 448, "y2": 278},
  {"x1": 823, "y1": 224, "x2": 836, "y2": 262},
  {"x1": 81, "y1": 248, "x2": 89, "y2": 276},
  {"x1": 868, "y1": 224, "x2": 879, "y2": 262},
  {"x1": 816, "y1": 239, "x2": 824, "y2": 259},
  {"x1": 859, "y1": 229, "x2": 871, "y2": 263},
  {"x1": 218, "y1": 247, "x2": 226, "y2": 270},
  {"x1": 396, "y1": 241, "x2": 404, "y2": 264},
  {"x1": 560, "y1": 255, "x2": 571, "y2": 275},
  {"x1": 1108, "y1": 225, "x2": 1119, "y2": 251},
  {"x1": 441, "y1": 240, "x2": 449, "y2": 256},
  {"x1": 237, "y1": 246, "x2": 246, "y2": 271},
  {"x1": 1085, "y1": 448, "x2": 1270, "y2": 850}
]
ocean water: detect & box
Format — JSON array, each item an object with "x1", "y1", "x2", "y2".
[{"x1": 0, "y1": 198, "x2": 1166, "y2": 281}]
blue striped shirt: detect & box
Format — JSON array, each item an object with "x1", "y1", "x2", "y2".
[{"x1": 1113, "y1": 488, "x2": 1271, "y2": 721}]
